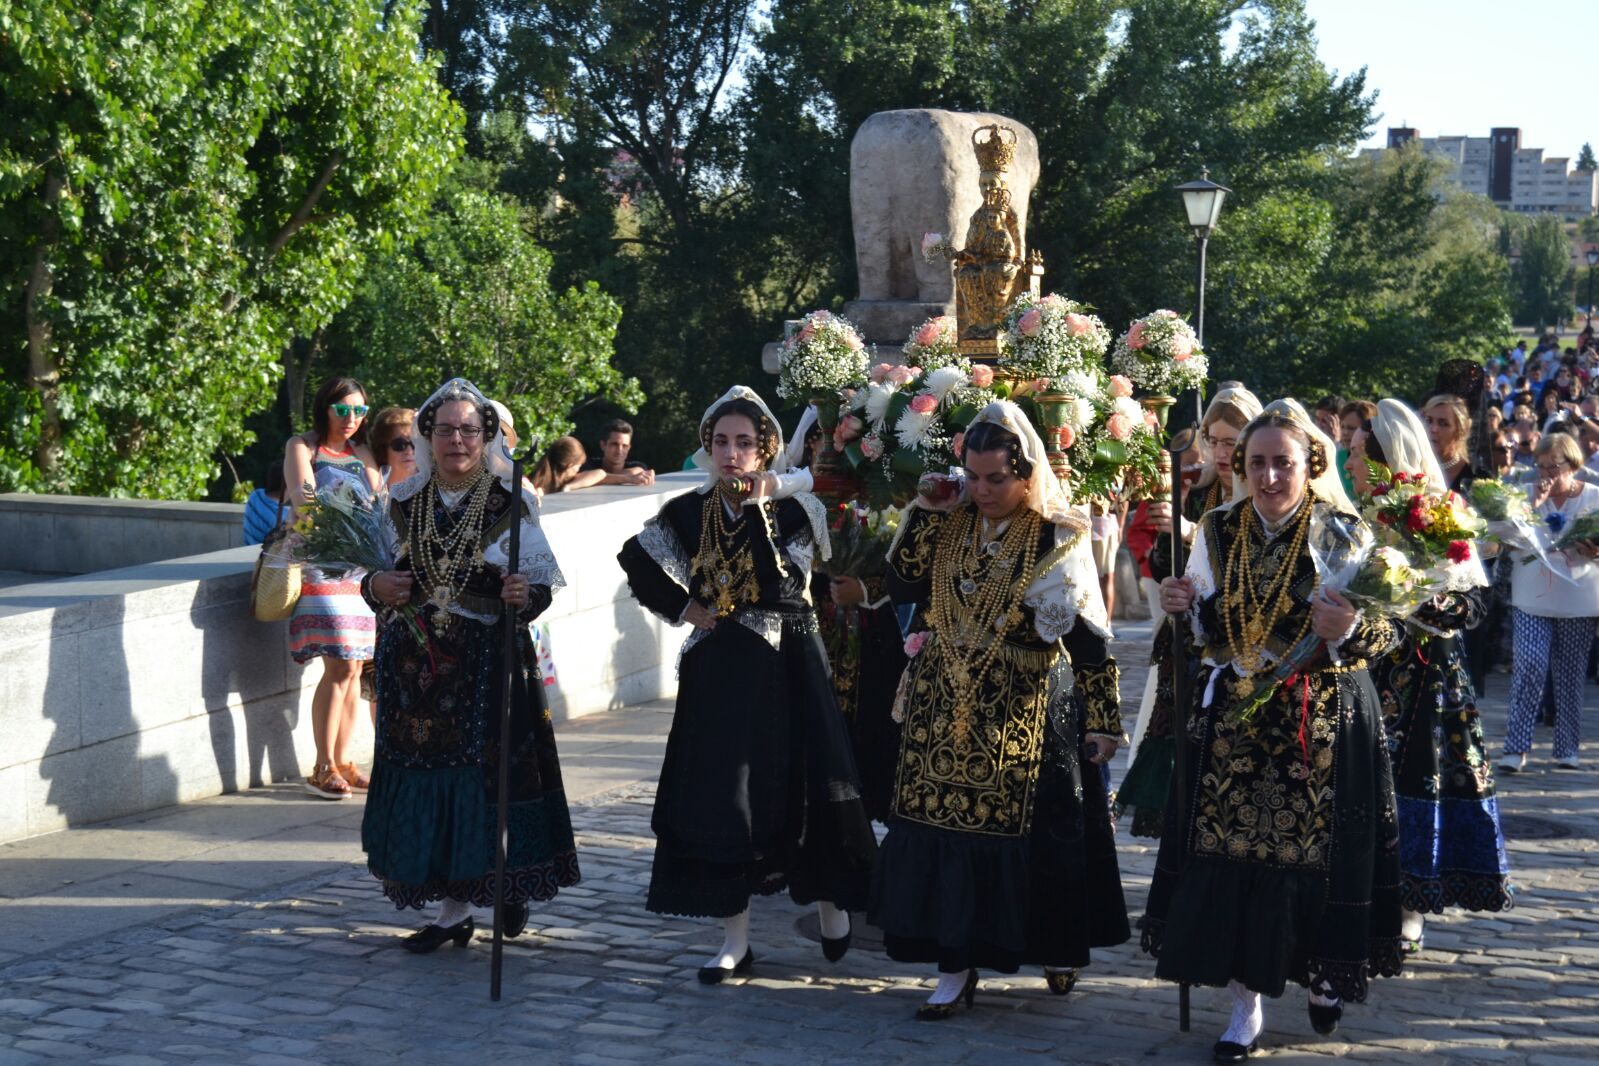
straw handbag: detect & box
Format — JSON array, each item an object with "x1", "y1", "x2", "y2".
[{"x1": 251, "y1": 497, "x2": 301, "y2": 622}]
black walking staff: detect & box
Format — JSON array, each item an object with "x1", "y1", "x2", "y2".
[
  {"x1": 1165, "y1": 426, "x2": 1198, "y2": 1033},
  {"x1": 490, "y1": 452, "x2": 524, "y2": 1002}
]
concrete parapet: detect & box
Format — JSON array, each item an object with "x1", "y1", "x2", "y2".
[{"x1": 0, "y1": 493, "x2": 246, "y2": 576}]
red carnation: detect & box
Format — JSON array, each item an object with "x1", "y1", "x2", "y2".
[
  {"x1": 1447, "y1": 540, "x2": 1472, "y2": 564},
  {"x1": 1405, "y1": 509, "x2": 1428, "y2": 532},
  {"x1": 1376, "y1": 512, "x2": 1394, "y2": 525}
]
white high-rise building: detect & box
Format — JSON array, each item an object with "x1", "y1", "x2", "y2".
[{"x1": 1361, "y1": 127, "x2": 1598, "y2": 219}]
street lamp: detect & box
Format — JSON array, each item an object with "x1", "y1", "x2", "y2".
[
  {"x1": 1585, "y1": 247, "x2": 1599, "y2": 328},
  {"x1": 1174, "y1": 167, "x2": 1231, "y2": 421}
]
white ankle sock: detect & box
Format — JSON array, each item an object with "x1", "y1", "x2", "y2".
[
  {"x1": 816, "y1": 900, "x2": 851, "y2": 940},
  {"x1": 436, "y1": 897, "x2": 471, "y2": 928},
  {"x1": 705, "y1": 908, "x2": 750, "y2": 970},
  {"x1": 1309, "y1": 978, "x2": 1341, "y2": 1008},
  {"x1": 1221, "y1": 979, "x2": 1264, "y2": 1046},
  {"x1": 926, "y1": 969, "x2": 972, "y2": 1005},
  {"x1": 1401, "y1": 908, "x2": 1425, "y2": 942}
]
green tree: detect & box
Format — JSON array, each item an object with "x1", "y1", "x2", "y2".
[
  {"x1": 0, "y1": 0, "x2": 462, "y2": 497},
  {"x1": 324, "y1": 179, "x2": 642, "y2": 450},
  {"x1": 1578, "y1": 142, "x2": 1597, "y2": 172},
  {"x1": 1514, "y1": 214, "x2": 1575, "y2": 330}
]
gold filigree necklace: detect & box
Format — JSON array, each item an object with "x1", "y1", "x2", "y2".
[
  {"x1": 410, "y1": 465, "x2": 495, "y2": 629},
  {"x1": 929, "y1": 506, "x2": 1041, "y2": 746},
  {"x1": 1218, "y1": 493, "x2": 1315, "y2": 681},
  {"x1": 693, "y1": 488, "x2": 761, "y2": 618}
]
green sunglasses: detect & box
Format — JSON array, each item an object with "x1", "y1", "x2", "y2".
[{"x1": 330, "y1": 403, "x2": 369, "y2": 418}]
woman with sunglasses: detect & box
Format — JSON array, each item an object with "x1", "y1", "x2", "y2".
[
  {"x1": 369, "y1": 406, "x2": 418, "y2": 486},
  {"x1": 285, "y1": 376, "x2": 381, "y2": 800}
]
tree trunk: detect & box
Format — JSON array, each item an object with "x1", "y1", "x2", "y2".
[{"x1": 25, "y1": 172, "x2": 66, "y2": 482}]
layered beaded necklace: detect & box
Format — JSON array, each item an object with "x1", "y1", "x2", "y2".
[
  {"x1": 693, "y1": 487, "x2": 761, "y2": 618},
  {"x1": 929, "y1": 505, "x2": 1042, "y2": 746},
  {"x1": 409, "y1": 464, "x2": 496, "y2": 629},
  {"x1": 1218, "y1": 490, "x2": 1316, "y2": 682}
]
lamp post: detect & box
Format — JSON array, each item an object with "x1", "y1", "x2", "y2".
[
  {"x1": 1586, "y1": 247, "x2": 1599, "y2": 329},
  {"x1": 1174, "y1": 168, "x2": 1231, "y2": 423}
]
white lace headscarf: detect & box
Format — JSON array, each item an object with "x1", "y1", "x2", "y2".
[
  {"x1": 1371, "y1": 398, "x2": 1488, "y2": 590},
  {"x1": 1195, "y1": 386, "x2": 1263, "y2": 493},
  {"x1": 393, "y1": 378, "x2": 515, "y2": 502},
  {"x1": 1235, "y1": 397, "x2": 1357, "y2": 514},
  {"x1": 963, "y1": 400, "x2": 1079, "y2": 528},
  {"x1": 692, "y1": 385, "x2": 787, "y2": 494},
  {"x1": 786, "y1": 405, "x2": 819, "y2": 471}
]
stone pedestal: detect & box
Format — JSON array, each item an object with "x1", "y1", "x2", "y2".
[{"x1": 840, "y1": 299, "x2": 951, "y2": 348}]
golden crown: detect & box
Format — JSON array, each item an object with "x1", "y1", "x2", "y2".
[{"x1": 972, "y1": 124, "x2": 1017, "y2": 173}]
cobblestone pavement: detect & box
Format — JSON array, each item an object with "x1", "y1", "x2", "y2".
[{"x1": 1, "y1": 621, "x2": 1597, "y2": 1065}]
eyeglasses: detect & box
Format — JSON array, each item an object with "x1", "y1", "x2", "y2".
[
  {"x1": 1203, "y1": 434, "x2": 1239, "y2": 450},
  {"x1": 387, "y1": 439, "x2": 415, "y2": 453},
  {"x1": 1536, "y1": 462, "x2": 1567, "y2": 476},
  {"x1": 330, "y1": 403, "x2": 369, "y2": 418},
  {"x1": 432, "y1": 423, "x2": 483, "y2": 441}
]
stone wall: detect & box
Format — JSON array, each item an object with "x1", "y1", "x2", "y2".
[
  {"x1": 0, "y1": 493, "x2": 248, "y2": 577},
  {"x1": 0, "y1": 477, "x2": 694, "y2": 843}
]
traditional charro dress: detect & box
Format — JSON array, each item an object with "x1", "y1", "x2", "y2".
[
  {"x1": 1120, "y1": 477, "x2": 1226, "y2": 838},
  {"x1": 617, "y1": 487, "x2": 877, "y2": 918},
  {"x1": 812, "y1": 570, "x2": 907, "y2": 823},
  {"x1": 1142, "y1": 494, "x2": 1406, "y2": 1001},
  {"x1": 360, "y1": 475, "x2": 580, "y2": 910},
  {"x1": 868, "y1": 502, "x2": 1130, "y2": 972}
]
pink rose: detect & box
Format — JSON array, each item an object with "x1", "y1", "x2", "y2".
[
  {"x1": 1105, "y1": 413, "x2": 1133, "y2": 440},
  {"x1": 887, "y1": 365, "x2": 918, "y2": 386},
  {"x1": 1170, "y1": 334, "x2": 1194, "y2": 361},
  {"x1": 832, "y1": 428, "x2": 847, "y2": 451},
  {"x1": 838, "y1": 414, "x2": 865, "y2": 441},
  {"x1": 1058, "y1": 424, "x2": 1076, "y2": 449},
  {"x1": 813, "y1": 309, "x2": 832, "y2": 320},
  {"x1": 861, "y1": 433, "x2": 885, "y2": 460},
  {"x1": 1017, "y1": 308, "x2": 1044, "y2": 337},
  {"x1": 969, "y1": 365, "x2": 995, "y2": 388},
  {"x1": 845, "y1": 331, "x2": 864, "y2": 351},
  {"x1": 1108, "y1": 374, "x2": 1134, "y2": 398},
  {"x1": 796, "y1": 323, "x2": 816, "y2": 345},
  {"x1": 913, "y1": 320, "x2": 942, "y2": 347},
  {"x1": 1040, "y1": 293, "x2": 1065, "y2": 308},
  {"x1": 909, "y1": 394, "x2": 938, "y2": 414},
  {"x1": 1144, "y1": 410, "x2": 1160, "y2": 430},
  {"x1": 904, "y1": 631, "x2": 929, "y2": 657},
  {"x1": 870, "y1": 363, "x2": 892, "y2": 383},
  {"x1": 952, "y1": 430, "x2": 965, "y2": 457},
  {"x1": 1127, "y1": 322, "x2": 1147, "y2": 350},
  {"x1": 1157, "y1": 309, "x2": 1179, "y2": 318},
  {"x1": 921, "y1": 232, "x2": 943, "y2": 256},
  {"x1": 1064, "y1": 312, "x2": 1094, "y2": 336}
]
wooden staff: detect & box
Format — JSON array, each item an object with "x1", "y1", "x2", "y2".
[
  {"x1": 1166, "y1": 426, "x2": 1197, "y2": 1033},
  {"x1": 491, "y1": 453, "x2": 523, "y2": 1002}
]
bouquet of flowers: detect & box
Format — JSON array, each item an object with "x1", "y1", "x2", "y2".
[
  {"x1": 1058, "y1": 370, "x2": 1164, "y2": 503},
  {"x1": 1109, "y1": 309, "x2": 1208, "y2": 395},
  {"x1": 287, "y1": 469, "x2": 428, "y2": 649},
  {"x1": 1364, "y1": 469, "x2": 1487, "y2": 574},
  {"x1": 778, "y1": 309, "x2": 870, "y2": 401},
  {"x1": 1551, "y1": 510, "x2": 1599, "y2": 552},
  {"x1": 900, "y1": 314, "x2": 964, "y2": 371},
  {"x1": 837, "y1": 362, "x2": 997, "y2": 507},
  {"x1": 997, "y1": 292, "x2": 1112, "y2": 380},
  {"x1": 1467, "y1": 479, "x2": 1532, "y2": 524},
  {"x1": 824, "y1": 503, "x2": 900, "y2": 580}
]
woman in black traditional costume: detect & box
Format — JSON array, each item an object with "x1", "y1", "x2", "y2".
[
  {"x1": 1121, "y1": 385, "x2": 1262, "y2": 838},
  {"x1": 789, "y1": 408, "x2": 907, "y2": 823},
  {"x1": 360, "y1": 378, "x2": 579, "y2": 952},
  {"x1": 868, "y1": 400, "x2": 1129, "y2": 1020},
  {"x1": 1347, "y1": 400, "x2": 1512, "y2": 952},
  {"x1": 616, "y1": 386, "x2": 877, "y2": 983},
  {"x1": 1149, "y1": 406, "x2": 1404, "y2": 1062}
]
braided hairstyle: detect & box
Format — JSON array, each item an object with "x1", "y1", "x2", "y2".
[
  {"x1": 702, "y1": 397, "x2": 781, "y2": 466},
  {"x1": 961, "y1": 419, "x2": 1034, "y2": 479}
]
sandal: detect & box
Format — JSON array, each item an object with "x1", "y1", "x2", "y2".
[
  {"x1": 304, "y1": 763, "x2": 352, "y2": 800},
  {"x1": 339, "y1": 763, "x2": 371, "y2": 792}
]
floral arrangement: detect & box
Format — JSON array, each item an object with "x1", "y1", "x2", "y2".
[
  {"x1": 997, "y1": 292, "x2": 1112, "y2": 380},
  {"x1": 920, "y1": 231, "x2": 955, "y2": 263},
  {"x1": 1551, "y1": 510, "x2": 1599, "y2": 552},
  {"x1": 1467, "y1": 479, "x2": 1532, "y2": 524},
  {"x1": 1109, "y1": 309, "x2": 1208, "y2": 395},
  {"x1": 824, "y1": 503, "x2": 901, "y2": 580},
  {"x1": 777, "y1": 309, "x2": 869, "y2": 401},
  {"x1": 1364, "y1": 468, "x2": 1487, "y2": 569},
  {"x1": 1044, "y1": 367, "x2": 1164, "y2": 503},
  {"x1": 900, "y1": 314, "x2": 964, "y2": 371},
  {"x1": 835, "y1": 362, "x2": 997, "y2": 507}
]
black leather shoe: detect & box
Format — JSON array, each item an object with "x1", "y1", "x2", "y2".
[
  {"x1": 698, "y1": 947, "x2": 754, "y2": 985},
  {"x1": 402, "y1": 917, "x2": 474, "y2": 954},
  {"x1": 915, "y1": 969, "x2": 978, "y2": 1021},
  {"x1": 1308, "y1": 999, "x2": 1342, "y2": 1035},
  {"x1": 1044, "y1": 967, "x2": 1079, "y2": 996},
  {"x1": 821, "y1": 928, "x2": 852, "y2": 963},
  {"x1": 502, "y1": 901, "x2": 529, "y2": 939},
  {"x1": 1211, "y1": 1039, "x2": 1257, "y2": 1063}
]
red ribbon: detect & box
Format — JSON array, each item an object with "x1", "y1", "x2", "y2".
[{"x1": 1285, "y1": 671, "x2": 1312, "y2": 771}]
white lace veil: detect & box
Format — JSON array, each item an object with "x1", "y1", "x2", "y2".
[
  {"x1": 786, "y1": 405, "x2": 819, "y2": 471},
  {"x1": 1372, "y1": 398, "x2": 1488, "y2": 590},
  {"x1": 964, "y1": 400, "x2": 1079, "y2": 528},
  {"x1": 392, "y1": 377, "x2": 516, "y2": 502},
  {"x1": 1196, "y1": 385, "x2": 1263, "y2": 491},
  {"x1": 692, "y1": 385, "x2": 788, "y2": 494},
  {"x1": 1235, "y1": 397, "x2": 1357, "y2": 514}
]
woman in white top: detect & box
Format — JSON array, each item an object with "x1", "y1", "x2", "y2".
[{"x1": 1502, "y1": 433, "x2": 1599, "y2": 772}]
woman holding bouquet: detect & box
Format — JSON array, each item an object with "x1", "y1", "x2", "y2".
[
  {"x1": 1501, "y1": 433, "x2": 1599, "y2": 773},
  {"x1": 1122, "y1": 385, "x2": 1262, "y2": 837},
  {"x1": 616, "y1": 386, "x2": 876, "y2": 982},
  {"x1": 869, "y1": 401, "x2": 1129, "y2": 1020},
  {"x1": 1346, "y1": 400, "x2": 1511, "y2": 955},
  {"x1": 359, "y1": 378, "x2": 579, "y2": 952},
  {"x1": 1149, "y1": 409, "x2": 1404, "y2": 1063}
]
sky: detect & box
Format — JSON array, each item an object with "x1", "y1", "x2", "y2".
[{"x1": 1303, "y1": 0, "x2": 1595, "y2": 157}]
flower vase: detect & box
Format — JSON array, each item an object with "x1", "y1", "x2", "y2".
[
  {"x1": 808, "y1": 396, "x2": 858, "y2": 507},
  {"x1": 1036, "y1": 391, "x2": 1073, "y2": 483},
  {"x1": 1140, "y1": 394, "x2": 1176, "y2": 433}
]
